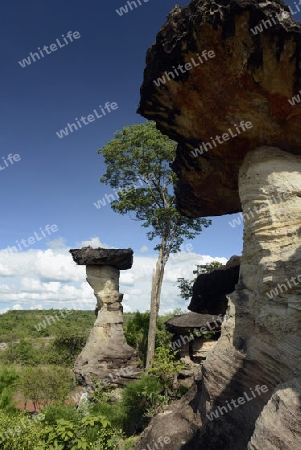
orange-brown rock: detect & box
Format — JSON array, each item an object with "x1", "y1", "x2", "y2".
[{"x1": 138, "y1": 0, "x2": 301, "y2": 218}]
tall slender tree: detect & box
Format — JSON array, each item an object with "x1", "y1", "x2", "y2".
[{"x1": 98, "y1": 121, "x2": 211, "y2": 369}]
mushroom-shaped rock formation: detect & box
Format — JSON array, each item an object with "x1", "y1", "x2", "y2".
[
  {"x1": 69, "y1": 247, "x2": 141, "y2": 387},
  {"x1": 138, "y1": 0, "x2": 301, "y2": 449},
  {"x1": 165, "y1": 312, "x2": 222, "y2": 361},
  {"x1": 189, "y1": 255, "x2": 240, "y2": 314},
  {"x1": 138, "y1": 0, "x2": 301, "y2": 218}
]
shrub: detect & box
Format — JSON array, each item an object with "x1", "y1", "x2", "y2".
[
  {"x1": 0, "y1": 410, "x2": 45, "y2": 450},
  {"x1": 0, "y1": 367, "x2": 19, "y2": 412},
  {"x1": 17, "y1": 365, "x2": 73, "y2": 410},
  {"x1": 121, "y1": 375, "x2": 162, "y2": 434},
  {"x1": 42, "y1": 403, "x2": 78, "y2": 426},
  {"x1": 148, "y1": 346, "x2": 185, "y2": 398}
]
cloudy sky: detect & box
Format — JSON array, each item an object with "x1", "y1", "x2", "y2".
[
  {"x1": 1, "y1": 0, "x2": 297, "y2": 314},
  {"x1": 0, "y1": 236, "x2": 228, "y2": 314}
]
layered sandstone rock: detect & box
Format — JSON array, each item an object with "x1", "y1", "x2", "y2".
[
  {"x1": 70, "y1": 247, "x2": 141, "y2": 386},
  {"x1": 248, "y1": 377, "x2": 301, "y2": 450},
  {"x1": 197, "y1": 148, "x2": 301, "y2": 449},
  {"x1": 134, "y1": 381, "x2": 202, "y2": 450},
  {"x1": 138, "y1": 0, "x2": 301, "y2": 218},
  {"x1": 189, "y1": 255, "x2": 240, "y2": 315},
  {"x1": 137, "y1": 0, "x2": 301, "y2": 448}
]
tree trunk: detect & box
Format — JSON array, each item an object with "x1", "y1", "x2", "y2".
[
  {"x1": 145, "y1": 243, "x2": 167, "y2": 370},
  {"x1": 145, "y1": 269, "x2": 157, "y2": 370}
]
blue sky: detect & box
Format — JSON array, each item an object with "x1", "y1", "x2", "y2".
[{"x1": 0, "y1": 0, "x2": 297, "y2": 314}]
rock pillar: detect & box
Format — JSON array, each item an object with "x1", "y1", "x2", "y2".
[
  {"x1": 69, "y1": 247, "x2": 141, "y2": 387},
  {"x1": 198, "y1": 147, "x2": 301, "y2": 449}
]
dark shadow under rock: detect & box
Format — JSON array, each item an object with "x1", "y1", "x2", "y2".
[{"x1": 189, "y1": 256, "x2": 240, "y2": 314}]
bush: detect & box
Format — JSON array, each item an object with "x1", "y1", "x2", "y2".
[
  {"x1": 149, "y1": 346, "x2": 185, "y2": 398},
  {"x1": 122, "y1": 375, "x2": 163, "y2": 434},
  {"x1": 124, "y1": 311, "x2": 177, "y2": 365},
  {"x1": 0, "y1": 367, "x2": 19, "y2": 412},
  {"x1": 40, "y1": 415, "x2": 124, "y2": 450},
  {"x1": 2, "y1": 340, "x2": 39, "y2": 366},
  {"x1": 42, "y1": 403, "x2": 78, "y2": 426},
  {"x1": 0, "y1": 410, "x2": 45, "y2": 450},
  {"x1": 17, "y1": 365, "x2": 73, "y2": 410}
]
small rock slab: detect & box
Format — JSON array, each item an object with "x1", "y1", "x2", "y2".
[{"x1": 69, "y1": 247, "x2": 133, "y2": 270}]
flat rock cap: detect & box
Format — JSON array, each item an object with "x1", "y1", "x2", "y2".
[
  {"x1": 69, "y1": 247, "x2": 133, "y2": 270},
  {"x1": 138, "y1": 0, "x2": 301, "y2": 217}
]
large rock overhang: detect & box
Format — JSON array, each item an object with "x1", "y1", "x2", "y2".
[{"x1": 138, "y1": 0, "x2": 301, "y2": 218}]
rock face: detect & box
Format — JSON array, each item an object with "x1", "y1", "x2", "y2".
[
  {"x1": 70, "y1": 248, "x2": 141, "y2": 386},
  {"x1": 189, "y1": 256, "x2": 240, "y2": 314},
  {"x1": 134, "y1": 381, "x2": 202, "y2": 450},
  {"x1": 137, "y1": 0, "x2": 301, "y2": 448},
  {"x1": 248, "y1": 377, "x2": 301, "y2": 450},
  {"x1": 69, "y1": 247, "x2": 133, "y2": 269},
  {"x1": 195, "y1": 148, "x2": 301, "y2": 449},
  {"x1": 138, "y1": 0, "x2": 301, "y2": 218}
]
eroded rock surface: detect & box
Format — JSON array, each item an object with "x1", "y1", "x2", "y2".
[
  {"x1": 189, "y1": 255, "x2": 240, "y2": 314},
  {"x1": 248, "y1": 377, "x2": 301, "y2": 450},
  {"x1": 134, "y1": 381, "x2": 202, "y2": 450},
  {"x1": 69, "y1": 246, "x2": 133, "y2": 269},
  {"x1": 196, "y1": 148, "x2": 301, "y2": 449},
  {"x1": 138, "y1": 0, "x2": 301, "y2": 218},
  {"x1": 138, "y1": 1, "x2": 301, "y2": 448},
  {"x1": 70, "y1": 248, "x2": 140, "y2": 386}
]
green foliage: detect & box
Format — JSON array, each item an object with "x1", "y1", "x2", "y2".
[
  {"x1": 17, "y1": 366, "x2": 73, "y2": 410},
  {"x1": 124, "y1": 311, "x2": 149, "y2": 364},
  {"x1": 202, "y1": 330, "x2": 221, "y2": 340},
  {"x1": 0, "y1": 407, "x2": 123, "y2": 450},
  {"x1": 48, "y1": 329, "x2": 88, "y2": 366},
  {"x1": 0, "y1": 309, "x2": 95, "y2": 343},
  {"x1": 0, "y1": 367, "x2": 19, "y2": 412},
  {"x1": 41, "y1": 415, "x2": 123, "y2": 450},
  {"x1": 0, "y1": 309, "x2": 190, "y2": 449},
  {"x1": 177, "y1": 261, "x2": 223, "y2": 300},
  {"x1": 98, "y1": 120, "x2": 211, "y2": 256},
  {"x1": 42, "y1": 404, "x2": 79, "y2": 426},
  {"x1": 2, "y1": 340, "x2": 39, "y2": 366},
  {"x1": 0, "y1": 410, "x2": 45, "y2": 450},
  {"x1": 122, "y1": 374, "x2": 163, "y2": 434},
  {"x1": 124, "y1": 310, "x2": 179, "y2": 365},
  {"x1": 148, "y1": 346, "x2": 185, "y2": 398}
]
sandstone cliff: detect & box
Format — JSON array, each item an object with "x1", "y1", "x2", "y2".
[{"x1": 137, "y1": 0, "x2": 301, "y2": 448}]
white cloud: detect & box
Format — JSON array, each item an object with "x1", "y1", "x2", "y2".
[
  {"x1": 79, "y1": 237, "x2": 112, "y2": 249},
  {"x1": 140, "y1": 246, "x2": 148, "y2": 253},
  {"x1": 47, "y1": 237, "x2": 67, "y2": 249},
  {"x1": 12, "y1": 304, "x2": 23, "y2": 310},
  {"x1": 0, "y1": 239, "x2": 228, "y2": 315},
  {"x1": 123, "y1": 304, "x2": 132, "y2": 313}
]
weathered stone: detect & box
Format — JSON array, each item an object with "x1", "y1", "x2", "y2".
[
  {"x1": 138, "y1": 0, "x2": 301, "y2": 218},
  {"x1": 138, "y1": 0, "x2": 301, "y2": 447},
  {"x1": 74, "y1": 308, "x2": 141, "y2": 387},
  {"x1": 196, "y1": 148, "x2": 301, "y2": 449},
  {"x1": 134, "y1": 381, "x2": 202, "y2": 450},
  {"x1": 165, "y1": 312, "x2": 223, "y2": 334},
  {"x1": 166, "y1": 312, "x2": 222, "y2": 362},
  {"x1": 189, "y1": 256, "x2": 240, "y2": 314},
  {"x1": 71, "y1": 248, "x2": 140, "y2": 387},
  {"x1": 69, "y1": 246, "x2": 133, "y2": 269},
  {"x1": 248, "y1": 378, "x2": 301, "y2": 450}
]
